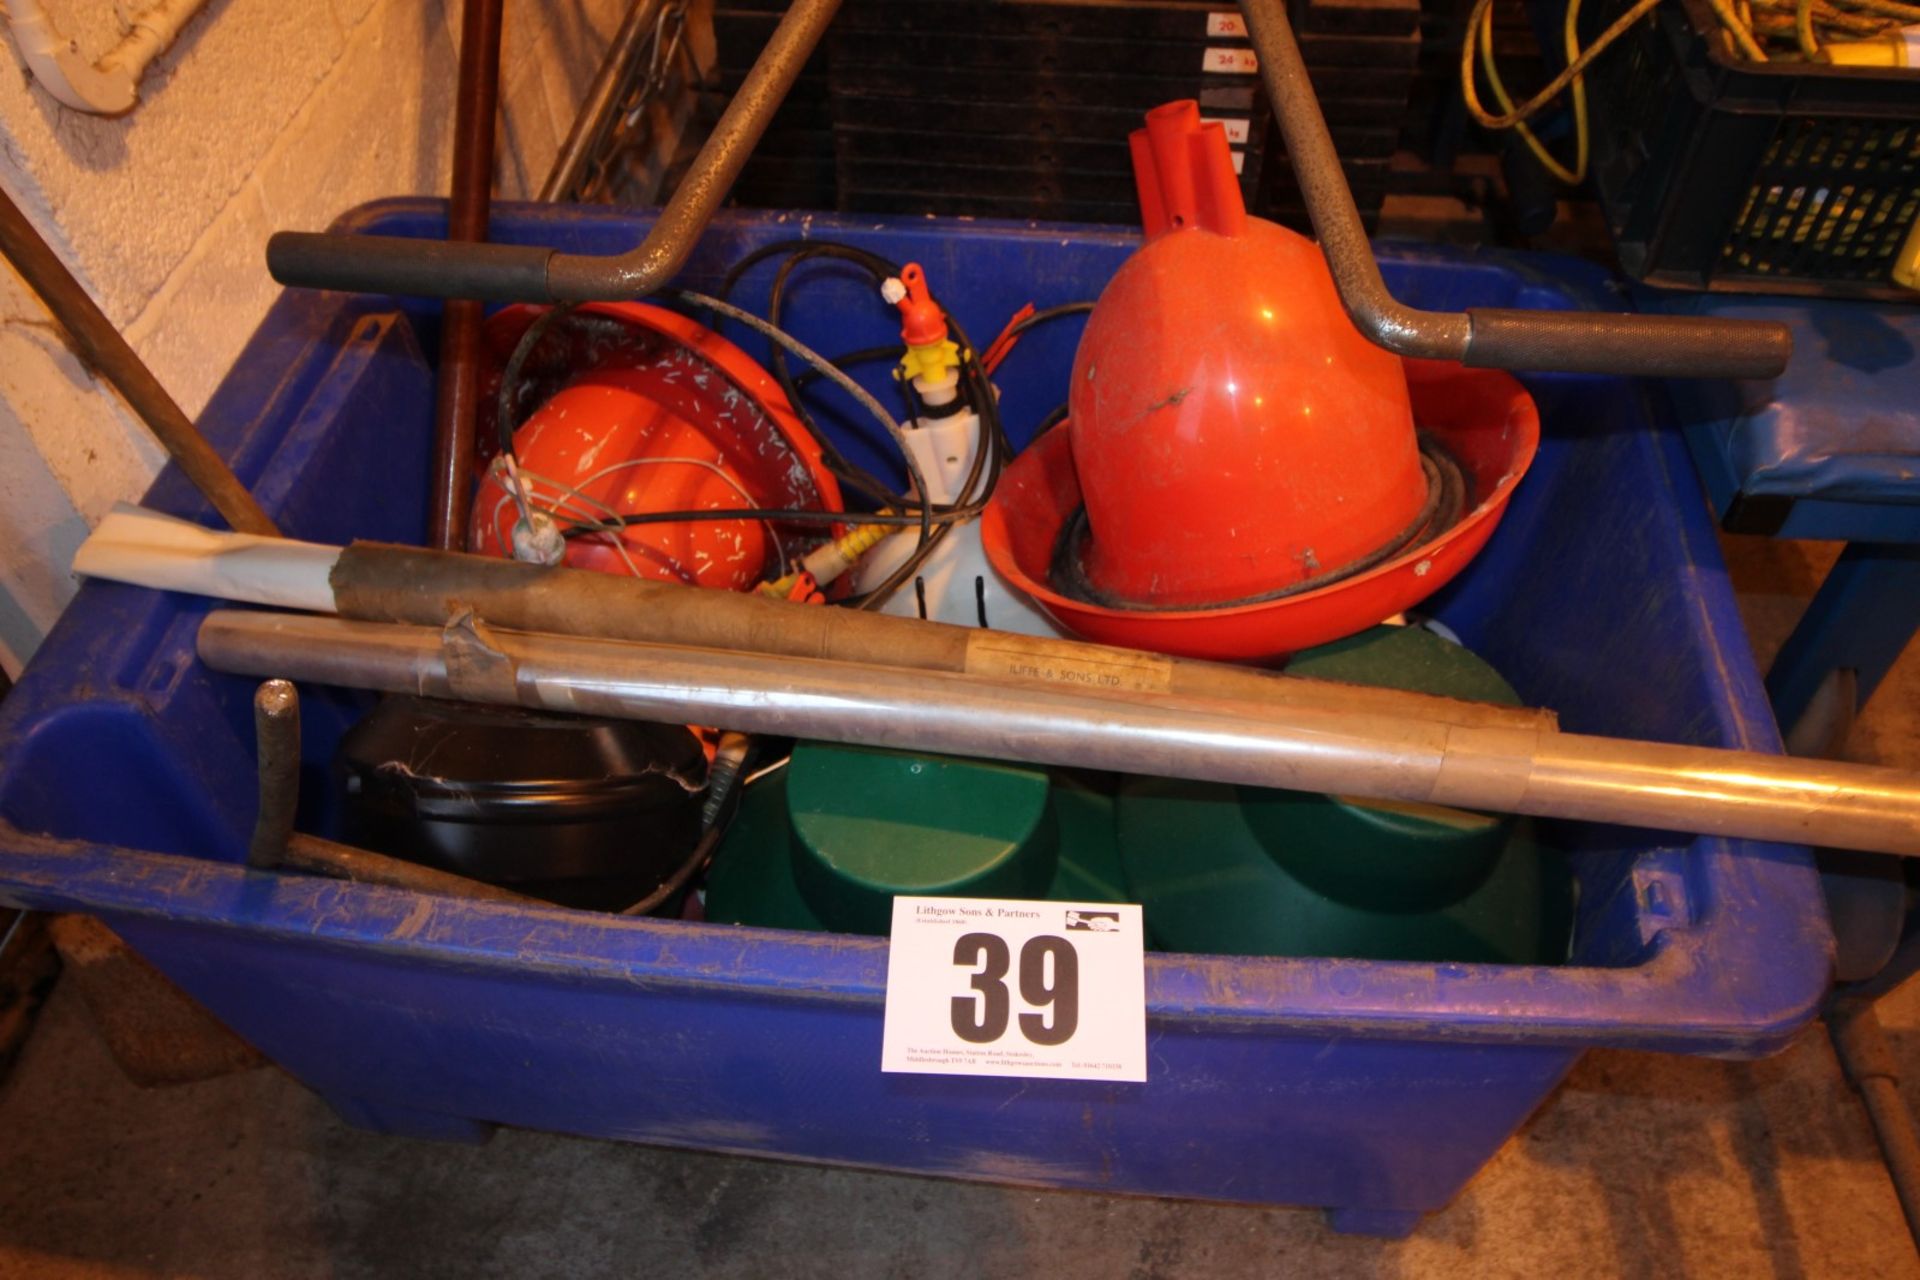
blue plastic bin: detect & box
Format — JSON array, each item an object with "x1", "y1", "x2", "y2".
[{"x1": 0, "y1": 204, "x2": 1830, "y2": 1237}]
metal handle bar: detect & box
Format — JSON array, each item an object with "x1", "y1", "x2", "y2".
[{"x1": 264, "y1": 0, "x2": 1790, "y2": 379}]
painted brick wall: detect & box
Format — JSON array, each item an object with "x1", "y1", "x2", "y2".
[{"x1": 0, "y1": 0, "x2": 631, "y2": 674}]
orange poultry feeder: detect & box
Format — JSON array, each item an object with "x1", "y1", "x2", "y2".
[
  {"x1": 983, "y1": 100, "x2": 1539, "y2": 662},
  {"x1": 471, "y1": 302, "x2": 841, "y2": 589}
]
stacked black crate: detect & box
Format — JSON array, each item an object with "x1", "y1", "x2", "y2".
[
  {"x1": 711, "y1": 6, "x2": 836, "y2": 210},
  {"x1": 713, "y1": 2, "x2": 1266, "y2": 224},
  {"x1": 1258, "y1": 0, "x2": 1421, "y2": 232},
  {"x1": 825, "y1": 3, "x2": 1268, "y2": 223},
  {"x1": 711, "y1": 2, "x2": 1415, "y2": 233}
]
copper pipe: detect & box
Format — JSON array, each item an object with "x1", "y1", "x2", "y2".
[
  {"x1": 428, "y1": 0, "x2": 506, "y2": 550},
  {"x1": 196, "y1": 610, "x2": 1920, "y2": 857},
  {"x1": 0, "y1": 187, "x2": 277, "y2": 536}
]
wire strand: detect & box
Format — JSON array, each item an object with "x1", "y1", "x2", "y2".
[{"x1": 666, "y1": 287, "x2": 935, "y2": 556}]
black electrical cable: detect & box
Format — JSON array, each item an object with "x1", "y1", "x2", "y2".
[
  {"x1": 848, "y1": 300, "x2": 1009, "y2": 612},
  {"x1": 561, "y1": 506, "x2": 977, "y2": 535},
  {"x1": 1000, "y1": 301, "x2": 1095, "y2": 343},
  {"x1": 712, "y1": 238, "x2": 889, "y2": 314},
  {"x1": 1050, "y1": 435, "x2": 1470, "y2": 612},
  {"x1": 736, "y1": 239, "x2": 1011, "y2": 611},
  {"x1": 513, "y1": 236, "x2": 1009, "y2": 613},
  {"x1": 758, "y1": 258, "x2": 936, "y2": 563},
  {"x1": 795, "y1": 345, "x2": 907, "y2": 386},
  {"x1": 618, "y1": 823, "x2": 721, "y2": 917},
  {"x1": 763, "y1": 247, "x2": 911, "y2": 510},
  {"x1": 495, "y1": 302, "x2": 580, "y2": 456},
  {"x1": 488, "y1": 241, "x2": 1010, "y2": 614},
  {"x1": 1033, "y1": 403, "x2": 1069, "y2": 437}
]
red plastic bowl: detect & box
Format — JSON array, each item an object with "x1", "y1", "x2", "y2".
[{"x1": 981, "y1": 359, "x2": 1539, "y2": 662}]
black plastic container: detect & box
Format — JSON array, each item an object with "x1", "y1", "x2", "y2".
[
  {"x1": 1579, "y1": 0, "x2": 1920, "y2": 297},
  {"x1": 335, "y1": 698, "x2": 707, "y2": 910}
]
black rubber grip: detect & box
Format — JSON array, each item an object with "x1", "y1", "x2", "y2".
[
  {"x1": 1464, "y1": 308, "x2": 1792, "y2": 379},
  {"x1": 267, "y1": 232, "x2": 557, "y2": 302}
]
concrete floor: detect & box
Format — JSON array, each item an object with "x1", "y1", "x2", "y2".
[{"x1": 0, "y1": 534, "x2": 1916, "y2": 1278}]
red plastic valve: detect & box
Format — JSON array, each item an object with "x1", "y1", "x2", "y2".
[
  {"x1": 894, "y1": 263, "x2": 947, "y2": 347},
  {"x1": 1130, "y1": 99, "x2": 1246, "y2": 239}
]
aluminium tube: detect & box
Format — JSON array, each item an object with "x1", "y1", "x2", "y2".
[
  {"x1": 196, "y1": 610, "x2": 1920, "y2": 857},
  {"x1": 265, "y1": 0, "x2": 840, "y2": 302},
  {"x1": 1233, "y1": 0, "x2": 1790, "y2": 379}
]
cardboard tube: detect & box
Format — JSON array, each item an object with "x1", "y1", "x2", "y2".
[{"x1": 328, "y1": 541, "x2": 1557, "y2": 732}]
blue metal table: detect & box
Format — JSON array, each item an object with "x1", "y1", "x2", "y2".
[{"x1": 1659, "y1": 294, "x2": 1920, "y2": 983}]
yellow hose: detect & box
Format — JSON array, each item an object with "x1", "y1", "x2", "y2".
[
  {"x1": 1476, "y1": 0, "x2": 1591, "y2": 184},
  {"x1": 1706, "y1": 0, "x2": 1772, "y2": 57},
  {"x1": 1795, "y1": 0, "x2": 1822, "y2": 54}
]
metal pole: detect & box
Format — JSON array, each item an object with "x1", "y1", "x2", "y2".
[
  {"x1": 539, "y1": 0, "x2": 664, "y2": 203},
  {"x1": 1234, "y1": 0, "x2": 1789, "y2": 378},
  {"x1": 324, "y1": 540, "x2": 1554, "y2": 732},
  {"x1": 248, "y1": 680, "x2": 301, "y2": 869},
  {"x1": 0, "y1": 187, "x2": 277, "y2": 536},
  {"x1": 281, "y1": 832, "x2": 539, "y2": 904},
  {"x1": 258, "y1": 0, "x2": 1784, "y2": 378},
  {"x1": 265, "y1": 0, "x2": 841, "y2": 303},
  {"x1": 428, "y1": 0, "x2": 506, "y2": 550},
  {"x1": 1831, "y1": 1001, "x2": 1920, "y2": 1252},
  {"x1": 196, "y1": 610, "x2": 1920, "y2": 857},
  {"x1": 245, "y1": 674, "x2": 537, "y2": 902}
]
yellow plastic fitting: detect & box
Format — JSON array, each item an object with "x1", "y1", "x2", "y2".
[
  {"x1": 1894, "y1": 215, "x2": 1920, "y2": 292},
  {"x1": 1824, "y1": 36, "x2": 1902, "y2": 63},
  {"x1": 759, "y1": 520, "x2": 897, "y2": 597},
  {"x1": 1825, "y1": 23, "x2": 1918, "y2": 64},
  {"x1": 898, "y1": 338, "x2": 961, "y2": 387}
]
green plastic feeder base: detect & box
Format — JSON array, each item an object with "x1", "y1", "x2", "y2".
[
  {"x1": 705, "y1": 742, "x2": 1129, "y2": 935},
  {"x1": 1117, "y1": 625, "x2": 1578, "y2": 964}
]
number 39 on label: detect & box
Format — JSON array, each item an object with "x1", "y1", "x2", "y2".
[
  {"x1": 951, "y1": 932, "x2": 1079, "y2": 1045},
  {"x1": 882, "y1": 897, "x2": 1147, "y2": 1083}
]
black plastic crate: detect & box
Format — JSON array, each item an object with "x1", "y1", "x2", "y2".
[
  {"x1": 707, "y1": 0, "x2": 1412, "y2": 234},
  {"x1": 1580, "y1": 0, "x2": 1920, "y2": 297}
]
